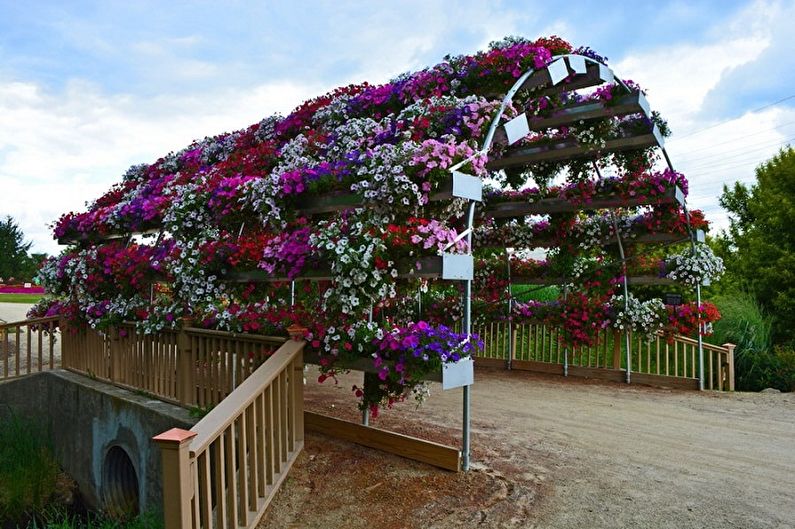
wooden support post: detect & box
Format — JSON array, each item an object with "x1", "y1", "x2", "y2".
[
  {"x1": 177, "y1": 319, "x2": 196, "y2": 407},
  {"x1": 152, "y1": 428, "x2": 197, "y2": 529},
  {"x1": 287, "y1": 323, "x2": 307, "y2": 445},
  {"x1": 724, "y1": 343, "x2": 736, "y2": 392},
  {"x1": 109, "y1": 327, "x2": 122, "y2": 383},
  {"x1": 612, "y1": 331, "x2": 622, "y2": 370},
  {"x1": 510, "y1": 326, "x2": 517, "y2": 370},
  {"x1": 59, "y1": 318, "x2": 69, "y2": 369}
]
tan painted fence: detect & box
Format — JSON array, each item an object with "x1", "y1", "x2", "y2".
[
  {"x1": 61, "y1": 322, "x2": 286, "y2": 408},
  {"x1": 0, "y1": 316, "x2": 61, "y2": 379},
  {"x1": 476, "y1": 322, "x2": 735, "y2": 390},
  {"x1": 154, "y1": 338, "x2": 305, "y2": 529}
]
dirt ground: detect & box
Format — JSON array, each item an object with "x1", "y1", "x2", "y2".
[{"x1": 260, "y1": 366, "x2": 795, "y2": 529}]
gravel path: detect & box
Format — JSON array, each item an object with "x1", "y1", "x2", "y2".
[
  {"x1": 262, "y1": 366, "x2": 795, "y2": 529},
  {"x1": 0, "y1": 302, "x2": 34, "y2": 322}
]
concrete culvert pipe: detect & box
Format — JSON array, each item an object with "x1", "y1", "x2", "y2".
[{"x1": 102, "y1": 445, "x2": 140, "y2": 517}]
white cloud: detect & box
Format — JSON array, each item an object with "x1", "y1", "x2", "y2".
[
  {"x1": 612, "y1": 0, "x2": 795, "y2": 234},
  {"x1": 0, "y1": 78, "x2": 324, "y2": 255}
]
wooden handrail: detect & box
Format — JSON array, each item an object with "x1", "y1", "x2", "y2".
[
  {"x1": 155, "y1": 337, "x2": 305, "y2": 529},
  {"x1": 184, "y1": 326, "x2": 287, "y2": 344},
  {"x1": 189, "y1": 339, "x2": 304, "y2": 455},
  {"x1": 0, "y1": 316, "x2": 60, "y2": 329},
  {"x1": 475, "y1": 322, "x2": 735, "y2": 391}
]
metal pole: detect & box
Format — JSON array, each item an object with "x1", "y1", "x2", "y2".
[
  {"x1": 562, "y1": 286, "x2": 569, "y2": 377},
  {"x1": 290, "y1": 281, "x2": 295, "y2": 307},
  {"x1": 506, "y1": 249, "x2": 513, "y2": 370},
  {"x1": 610, "y1": 212, "x2": 632, "y2": 384},
  {"x1": 661, "y1": 147, "x2": 704, "y2": 391},
  {"x1": 696, "y1": 283, "x2": 705, "y2": 390},
  {"x1": 461, "y1": 201, "x2": 476, "y2": 472},
  {"x1": 362, "y1": 306, "x2": 374, "y2": 425}
]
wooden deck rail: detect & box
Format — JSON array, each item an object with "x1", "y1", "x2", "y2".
[
  {"x1": 61, "y1": 322, "x2": 287, "y2": 407},
  {"x1": 475, "y1": 322, "x2": 735, "y2": 391},
  {"x1": 154, "y1": 338, "x2": 306, "y2": 529},
  {"x1": 0, "y1": 316, "x2": 61, "y2": 379}
]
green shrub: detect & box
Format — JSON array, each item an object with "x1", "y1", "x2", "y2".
[
  {"x1": 512, "y1": 285, "x2": 560, "y2": 303},
  {"x1": 711, "y1": 292, "x2": 794, "y2": 391},
  {"x1": 28, "y1": 509, "x2": 163, "y2": 529},
  {"x1": 0, "y1": 412, "x2": 59, "y2": 522},
  {"x1": 711, "y1": 291, "x2": 772, "y2": 354}
]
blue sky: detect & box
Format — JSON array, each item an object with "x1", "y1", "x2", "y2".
[{"x1": 1, "y1": 0, "x2": 794, "y2": 253}]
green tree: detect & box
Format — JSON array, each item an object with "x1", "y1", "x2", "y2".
[
  {"x1": 0, "y1": 216, "x2": 35, "y2": 282},
  {"x1": 718, "y1": 147, "x2": 795, "y2": 344}
]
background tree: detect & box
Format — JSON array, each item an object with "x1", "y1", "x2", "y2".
[
  {"x1": 717, "y1": 146, "x2": 795, "y2": 345},
  {"x1": 0, "y1": 216, "x2": 36, "y2": 282}
]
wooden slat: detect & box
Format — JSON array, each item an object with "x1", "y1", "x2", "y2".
[
  {"x1": 213, "y1": 435, "x2": 227, "y2": 529},
  {"x1": 223, "y1": 426, "x2": 238, "y2": 529},
  {"x1": 305, "y1": 412, "x2": 461, "y2": 472},
  {"x1": 237, "y1": 414, "x2": 249, "y2": 527}
]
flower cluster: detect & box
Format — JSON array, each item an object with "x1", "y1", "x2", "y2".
[
  {"x1": 666, "y1": 245, "x2": 725, "y2": 286},
  {"x1": 609, "y1": 294, "x2": 666, "y2": 341},
  {"x1": 41, "y1": 34, "x2": 722, "y2": 412}
]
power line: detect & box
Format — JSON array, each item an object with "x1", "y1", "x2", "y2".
[
  {"x1": 680, "y1": 137, "x2": 795, "y2": 170},
  {"x1": 668, "y1": 94, "x2": 795, "y2": 142},
  {"x1": 674, "y1": 119, "x2": 795, "y2": 157}
]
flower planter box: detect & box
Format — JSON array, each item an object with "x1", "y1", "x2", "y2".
[
  {"x1": 626, "y1": 275, "x2": 676, "y2": 286},
  {"x1": 531, "y1": 92, "x2": 650, "y2": 131},
  {"x1": 499, "y1": 92, "x2": 650, "y2": 145},
  {"x1": 510, "y1": 275, "x2": 676, "y2": 286},
  {"x1": 223, "y1": 254, "x2": 474, "y2": 282},
  {"x1": 57, "y1": 227, "x2": 161, "y2": 246},
  {"x1": 303, "y1": 350, "x2": 473, "y2": 388},
  {"x1": 487, "y1": 124, "x2": 664, "y2": 171},
  {"x1": 621, "y1": 232, "x2": 689, "y2": 245},
  {"x1": 297, "y1": 172, "x2": 483, "y2": 216},
  {"x1": 485, "y1": 184, "x2": 684, "y2": 218},
  {"x1": 510, "y1": 58, "x2": 614, "y2": 97}
]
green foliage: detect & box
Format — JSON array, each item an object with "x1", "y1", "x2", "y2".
[
  {"x1": 711, "y1": 292, "x2": 772, "y2": 354},
  {"x1": 28, "y1": 510, "x2": 163, "y2": 529},
  {"x1": 0, "y1": 412, "x2": 59, "y2": 522},
  {"x1": 512, "y1": 285, "x2": 560, "y2": 303},
  {"x1": 188, "y1": 404, "x2": 214, "y2": 419},
  {"x1": 0, "y1": 293, "x2": 44, "y2": 303},
  {"x1": 718, "y1": 147, "x2": 795, "y2": 344},
  {"x1": 0, "y1": 216, "x2": 43, "y2": 282},
  {"x1": 711, "y1": 292, "x2": 794, "y2": 391}
]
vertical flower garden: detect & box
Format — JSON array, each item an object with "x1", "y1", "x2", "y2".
[{"x1": 32, "y1": 35, "x2": 723, "y2": 413}]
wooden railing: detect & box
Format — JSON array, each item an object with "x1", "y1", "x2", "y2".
[
  {"x1": 61, "y1": 323, "x2": 286, "y2": 408},
  {"x1": 154, "y1": 338, "x2": 305, "y2": 529},
  {"x1": 475, "y1": 322, "x2": 735, "y2": 390},
  {"x1": 0, "y1": 316, "x2": 61, "y2": 379}
]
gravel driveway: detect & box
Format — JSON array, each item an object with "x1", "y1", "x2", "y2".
[{"x1": 262, "y1": 366, "x2": 795, "y2": 529}]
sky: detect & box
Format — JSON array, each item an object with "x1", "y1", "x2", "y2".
[{"x1": 1, "y1": 0, "x2": 794, "y2": 254}]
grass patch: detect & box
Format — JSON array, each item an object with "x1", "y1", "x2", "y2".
[
  {"x1": 0, "y1": 412, "x2": 60, "y2": 522},
  {"x1": 710, "y1": 291, "x2": 794, "y2": 391},
  {"x1": 28, "y1": 510, "x2": 163, "y2": 529},
  {"x1": 0, "y1": 293, "x2": 44, "y2": 304},
  {"x1": 512, "y1": 285, "x2": 560, "y2": 303}
]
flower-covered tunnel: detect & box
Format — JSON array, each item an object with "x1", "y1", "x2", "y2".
[{"x1": 34, "y1": 36, "x2": 724, "y2": 467}]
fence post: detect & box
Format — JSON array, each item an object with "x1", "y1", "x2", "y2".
[
  {"x1": 153, "y1": 428, "x2": 197, "y2": 529},
  {"x1": 287, "y1": 324, "x2": 306, "y2": 444},
  {"x1": 612, "y1": 331, "x2": 621, "y2": 370},
  {"x1": 509, "y1": 326, "x2": 516, "y2": 370},
  {"x1": 177, "y1": 319, "x2": 196, "y2": 407},
  {"x1": 109, "y1": 327, "x2": 122, "y2": 383},
  {"x1": 723, "y1": 343, "x2": 736, "y2": 391},
  {"x1": 59, "y1": 318, "x2": 70, "y2": 369}
]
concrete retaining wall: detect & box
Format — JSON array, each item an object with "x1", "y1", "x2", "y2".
[{"x1": 0, "y1": 369, "x2": 196, "y2": 515}]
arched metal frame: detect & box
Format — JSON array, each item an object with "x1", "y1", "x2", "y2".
[{"x1": 453, "y1": 54, "x2": 708, "y2": 468}]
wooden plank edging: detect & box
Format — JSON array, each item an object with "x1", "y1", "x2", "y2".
[{"x1": 304, "y1": 411, "x2": 461, "y2": 472}]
